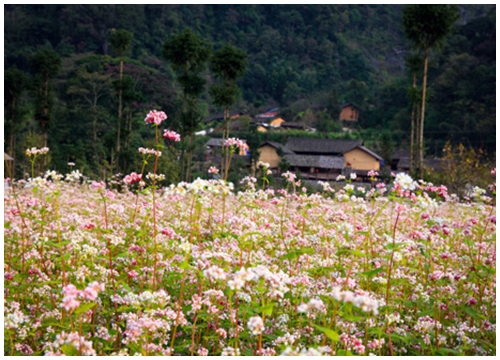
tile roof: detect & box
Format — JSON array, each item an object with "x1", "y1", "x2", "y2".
[
  {"x1": 284, "y1": 154, "x2": 344, "y2": 170},
  {"x1": 285, "y1": 137, "x2": 363, "y2": 154},
  {"x1": 258, "y1": 141, "x2": 295, "y2": 154}
]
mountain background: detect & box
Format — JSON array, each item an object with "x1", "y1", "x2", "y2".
[{"x1": 4, "y1": 4, "x2": 496, "y2": 180}]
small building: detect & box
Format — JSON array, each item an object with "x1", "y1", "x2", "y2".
[
  {"x1": 269, "y1": 117, "x2": 286, "y2": 127},
  {"x1": 339, "y1": 103, "x2": 360, "y2": 122},
  {"x1": 257, "y1": 141, "x2": 294, "y2": 168},
  {"x1": 284, "y1": 154, "x2": 344, "y2": 180},
  {"x1": 344, "y1": 145, "x2": 384, "y2": 174}
]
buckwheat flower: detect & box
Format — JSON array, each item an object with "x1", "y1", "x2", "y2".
[
  {"x1": 197, "y1": 348, "x2": 209, "y2": 356},
  {"x1": 257, "y1": 161, "x2": 270, "y2": 169},
  {"x1": 281, "y1": 171, "x2": 297, "y2": 182},
  {"x1": 224, "y1": 138, "x2": 245, "y2": 148},
  {"x1": 163, "y1": 129, "x2": 181, "y2": 141},
  {"x1": 247, "y1": 315, "x2": 265, "y2": 335},
  {"x1": 221, "y1": 347, "x2": 240, "y2": 356},
  {"x1": 208, "y1": 166, "x2": 219, "y2": 174},
  {"x1": 91, "y1": 181, "x2": 106, "y2": 190},
  {"x1": 123, "y1": 172, "x2": 142, "y2": 185},
  {"x1": 336, "y1": 174, "x2": 346, "y2": 181},
  {"x1": 350, "y1": 173, "x2": 357, "y2": 180},
  {"x1": 203, "y1": 265, "x2": 227, "y2": 281},
  {"x1": 144, "y1": 110, "x2": 167, "y2": 125},
  {"x1": 394, "y1": 172, "x2": 417, "y2": 191}
]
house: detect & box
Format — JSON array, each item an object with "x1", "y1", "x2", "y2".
[
  {"x1": 339, "y1": 103, "x2": 360, "y2": 122},
  {"x1": 284, "y1": 137, "x2": 383, "y2": 178},
  {"x1": 343, "y1": 145, "x2": 384, "y2": 175},
  {"x1": 391, "y1": 149, "x2": 443, "y2": 173},
  {"x1": 257, "y1": 141, "x2": 295, "y2": 168},
  {"x1": 269, "y1": 117, "x2": 286, "y2": 127},
  {"x1": 285, "y1": 137, "x2": 363, "y2": 156},
  {"x1": 284, "y1": 154, "x2": 344, "y2": 180}
]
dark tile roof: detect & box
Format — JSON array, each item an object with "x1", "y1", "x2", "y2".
[
  {"x1": 284, "y1": 154, "x2": 344, "y2": 170},
  {"x1": 392, "y1": 149, "x2": 411, "y2": 160},
  {"x1": 258, "y1": 141, "x2": 295, "y2": 154},
  {"x1": 285, "y1": 137, "x2": 363, "y2": 155}
]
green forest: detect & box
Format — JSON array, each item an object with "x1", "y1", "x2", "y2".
[{"x1": 4, "y1": 4, "x2": 496, "y2": 182}]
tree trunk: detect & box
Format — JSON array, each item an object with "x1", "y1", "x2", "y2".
[
  {"x1": 116, "y1": 58, "x2": 124, "y2": 172},
  {"x1": 409, "y1": 73, "x2": 416, "y2": 173},
  {"x1": 419, "y1": 45, "x2": 429, "y2": 179}
]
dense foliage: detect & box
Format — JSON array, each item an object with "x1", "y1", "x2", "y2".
[{"x1": 3, "y1": 5, "x2": 496, "y2": 181}]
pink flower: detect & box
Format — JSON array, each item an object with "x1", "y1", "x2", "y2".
[
  {"x1": 124, "y1": 172, "x2": 142, "y2": 185},
  {"x1": 224, "y1": 138, "x2": 245, "y2": 148},
  {"x1": 208, "y1": 166, "x2": 219, "y2": 174},
  {"x1": 91, "y1": 181, "x2": 105, "y2": 190},
  {"x1": 144, "y1": 110, "x2": 167, "y2": 125},
  {"x1": 163, "y1": 129, "x2": 181, "y2": 142},
  {"x1": 467, "y1": 297, "x2": 477, "y2": 306}
]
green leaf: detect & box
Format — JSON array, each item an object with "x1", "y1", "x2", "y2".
[
  {"x1": 436, "y1": 348, "x2": 462, "y2": 356},
  {"x1": 336, "y1": 349, "x2": 353, "y2": 356},
  {"x1": 63, "y1": 252, "x2": 71, "y2": 261},
  {"x1": 60, "y1": 344, "x2": 78, "y2": 356},
  {"x1": 313, "y1": 324, "x2": 339, "y2": 342},
  {"x1": 75, "y1": 302, "x2": 96, "y2": 315},
  {"x1": 361, "y1": 267, "x2": 384, "y2": 278},
  {"x1": 257, "y1": 303, "x2": 275, "y2": 316},
  {"x1": 464, "y1": 307, "x2": 486, "y2": 320}
]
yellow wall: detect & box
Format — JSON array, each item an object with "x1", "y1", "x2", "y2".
[
  {"x1": 257, "y1": 125, "x2": 268, "y2": 132},
  {"x1": 344, "y1": 148, "x2": 379, "y2": 171},
  {"x1": 339, "y1": 106, "x2": 359, "y2": 121},
  {"x1": 270, "y1": 117, "x2": 286, "y2": 127},
  {"x1": 258, "y1": 145, "x2": 281, "y2": 168}
]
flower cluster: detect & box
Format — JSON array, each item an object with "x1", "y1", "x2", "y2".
[
  {"x1": 60, "y1": 282, "x2": 105, "y2": 312},
  {"x1": 123, "y1": 172, "x2": 142, "y2": 185},
  {"x1": 138, "y1": 147, "x2": 162, "y2": 157},
  {"x1": 25, "y1": 147, "x2": 49, "y2": 156},
  {"x1": 144, "y1": 110, "x2": 167, "y2": 125},
  {"x1": 224, "y1": 137, "x2": 245, "y2": 148},
  {"x1": 163, "y1": 129, "x2": 181, "y2": 142}
]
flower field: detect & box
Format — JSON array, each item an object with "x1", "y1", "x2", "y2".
[{"x1": 3, "y1": 169, "x2": 496, "y2": 356}]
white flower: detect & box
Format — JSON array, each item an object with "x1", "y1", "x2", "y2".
[
  {"x1": 394, "y1": 173, "x2": 417, "y2": 191},
  {"x1": 247, "y1": 315, "x2": 265, "y2": 335}
]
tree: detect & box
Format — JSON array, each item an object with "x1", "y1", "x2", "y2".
[
  {"x1": 67, "y1": 64, "x2": 111, "y2": 166},
  {"x1": 109, "y1": 28, "x2": 133, "y2": 171},
  {"x1": 404, "y1": 52, "x2": 422, "y2": 174},
  {"x1": 163, "y1": 28, "x2": 210, "y2": 181},
  {"x1": 4, "y1": 67, "x2": 29, "y2": 177},
  {"x1": 30, "y1": 48, "x2": 61, "y2": 150},
  {"x1": 402, "y1": 4, "x2": 460, "y2": 178}
]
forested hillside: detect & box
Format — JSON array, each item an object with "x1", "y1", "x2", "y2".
[{"x1": 4, "y1": 4, "x2": 496, "y2": 180}]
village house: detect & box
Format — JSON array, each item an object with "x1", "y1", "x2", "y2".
[
  {"x1": 339, "y1": 103, "x2": 360, "y2": 122},
  {"x1": 257, "y1": 141, "x2": 295, "y2": 168},
  {"x1": 257, "y1": 137, "x2": 383, "y2": 180}
]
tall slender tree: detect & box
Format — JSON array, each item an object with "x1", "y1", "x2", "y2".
[
  {"x1": 5, "y1": 67, "x2": 29, "y2": 176},
  {"x1": 402, "y1": 4, "x2": 459, "y2": 178},
  {"x1": 30, "y1": 48, "x2": 61, "y2": 151},
  {"x1": 163, "y1": 28, "x2": 210, "y2": 181},
  {"x1": 109, "y1": 28, "x2": 133, "y2": 171},
  {"x1": 209, "y1": 44, "x2": 247, "y2": 175},
  {"x1": 405, "y1": 53, "x2": 422, "y2": 174}
]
